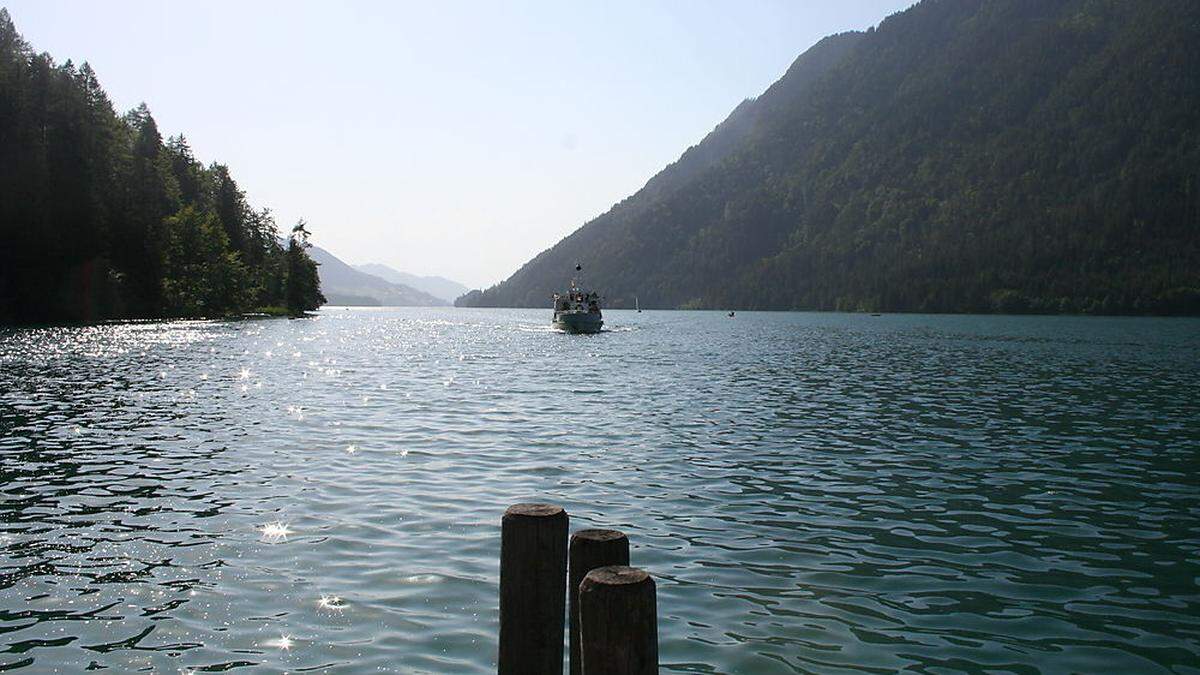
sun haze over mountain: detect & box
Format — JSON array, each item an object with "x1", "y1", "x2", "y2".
[{"x1": 0, "y1": 0, "x2": 914, "y2": 290}]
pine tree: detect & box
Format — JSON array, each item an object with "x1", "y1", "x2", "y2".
[
  {"x1": 285, "y1": 220, "x2": 325, "y2": 316},
  {"x1": 0, "y1": 12, "x2": 324, "y2": 323}
]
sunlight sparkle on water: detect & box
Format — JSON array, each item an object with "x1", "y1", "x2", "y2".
[
  {"x1": 265, "y1": 634, "x2": 294, "y2": 650},
  {"x1": 317, "y1": 594, "x2": 347, "y2": 612},
  {"x1": 0, "y1": 309, "x2": 1195, "y2": 674},
  {"x1": 259, "y1": 522, "x2": 291, "y2": 543}
]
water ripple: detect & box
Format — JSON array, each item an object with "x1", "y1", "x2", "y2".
[{"x1": 0, "y1": 310, "x2": 1197, "y2": 672}]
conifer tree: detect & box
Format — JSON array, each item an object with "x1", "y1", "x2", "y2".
[
  {"x1": 0, "y1": 12, "x2": 324, "y2": 323},
  {"x1": 285, "y1": 220, "x2": 325, "y2": 316}
]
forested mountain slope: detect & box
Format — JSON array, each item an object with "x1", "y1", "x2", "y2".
[
  {"x1": 0, "y1": 9, "x2": 323, "y2": 323},
  {"x1": 459, "y1": 0, "x2": 1200, "y2": 314}
]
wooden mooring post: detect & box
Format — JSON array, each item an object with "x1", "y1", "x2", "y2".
[
  {"x1": 497, "y1": 504, "x2": 657, "y2": 675},
  {"x1": 498, "y1": 503, "x2": 569, "y2": 675},
  {"x1": 579, "y1": 565, "x2": 658, "y2": 675},
  {"x1": 568, "y1": 529, "x2": 630, "y2": 675}
]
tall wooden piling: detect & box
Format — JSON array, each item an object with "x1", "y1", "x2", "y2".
[
  {"x1": 579, "y1": 565, "x2": 658, "y2": 675},
  {"x1": 499, "y1": 503, "x2": 569, "y2": 675},
  {"x1": 568, "y1": 530, "x2": 630, "y2": 675}
]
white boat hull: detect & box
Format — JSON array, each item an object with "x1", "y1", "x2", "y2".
[{"x1": 553, "y1": 312, "x2": 603, "y2": 334}]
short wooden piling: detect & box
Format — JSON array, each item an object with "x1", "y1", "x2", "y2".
[
  {"x1": 579, "y1": 565, "x2": 658, "y2": 675},
  {"x1": 568, "y1": 530, "x2": 630, "y2": 675},
  {"x1": 499, "y1": 503, "x2": 569, "y2": 675}
]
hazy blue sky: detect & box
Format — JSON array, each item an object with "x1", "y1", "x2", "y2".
[{"x1": 7, "y1": 1, "x2": 912, "y2": 288}]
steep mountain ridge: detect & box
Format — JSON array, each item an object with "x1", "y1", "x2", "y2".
[
  {"x1": 460, "y1": 0, "x2": 1200, "y2": 314},
  {"x1": 308, "y1": 245, "x2": 445, "y2": 306},
  {"x1": 353, "y1": 263, "x2": 468, "y2": 304}
]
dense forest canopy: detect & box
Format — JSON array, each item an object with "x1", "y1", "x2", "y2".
[
  {"x1": 0, "y1": 8, "x2": 324, "y2": 324},
  {"x1": 459, "y1": 0, "x2": 1200, "y2": 315}
]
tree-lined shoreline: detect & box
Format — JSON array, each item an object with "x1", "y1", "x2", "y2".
[{"x1": 0, "y1": 8, "x2": 323, "y2": 325}]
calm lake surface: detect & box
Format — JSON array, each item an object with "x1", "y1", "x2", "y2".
[{"x1": 0, "y1": 308, "x2": 1197, "y2": 673}]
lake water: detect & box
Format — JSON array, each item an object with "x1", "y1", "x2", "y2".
[{"x1": 0, "y1": 308, "x2": 1197, "y2": 673}]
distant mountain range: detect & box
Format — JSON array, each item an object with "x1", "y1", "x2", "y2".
[
  {"x1": 307, "y1": 245, "x2": 446, "y2": 307},
  {"x1": 459, "y1": 0, "x2": 1200, "y2": 315},
  {"x1": 353, "y1": 264, "x2": 468, "y2": 304}
]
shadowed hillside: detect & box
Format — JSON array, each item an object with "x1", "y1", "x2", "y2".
[{"x1": 459, "y1": 0, "x2": 1200, "y2": 314}]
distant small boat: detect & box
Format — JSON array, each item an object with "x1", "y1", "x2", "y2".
[
  {"x1": 553, "y1": 264, "x2": 603, "y2": 334},
  {"x1": 635, "y1": 296, "x2": 641, "y2": 313},
  {"x1": 728, "y1": 311, "x2": 735, "y2": 318}
]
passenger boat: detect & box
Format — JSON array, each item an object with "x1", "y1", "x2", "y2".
[{"x1": 552, "y1": 265, "x2": 603, "y2": 334}]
